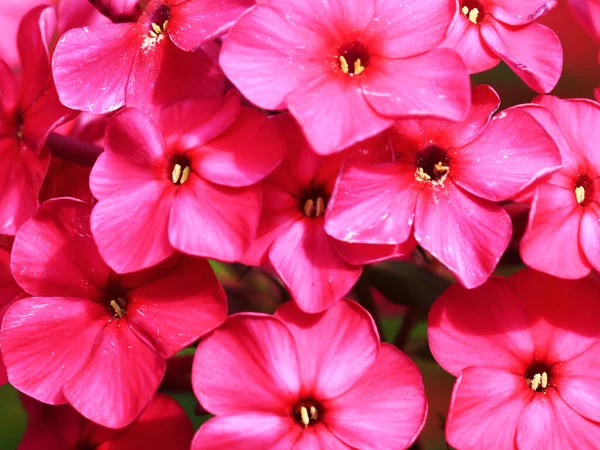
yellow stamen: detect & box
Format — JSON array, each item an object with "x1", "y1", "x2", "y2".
[
  {"x1": 541, "y1": 372, "x2": 548, "y2": 389},
  {"x1": 354, "y1": 59, "x2": 365, "y2": 75},
  {"x1": 434, "y1": 161, "x2": 449, "y2": 175},
  {"x1": 339, "y1": 56, "x2": 349, "y2": 74},
  {"x1": 315, "y1": 197, "x2": 325, "y2": 217},
  {"x1": 576, "y1": 186, "x2": 586, "y2": 205},
  {"x1": 416, "y1": 167, "x2": 431, "y2": 181},
  {"x1": 110, "y1": 300, "x2": 125, "y2": 318},
  {"x1": 300, "y1": 406, "x2": 310, "y2": 427},
  {"x1": 163, "y1": 20, "x2": 169, "y2": 30},
  {"x1": 303, "y1": 199, "x2": 316, "y2": 217},
  {"x1": 180, "y1": 166, "x2": 191, "y2": 184},
  {"x1": 468, "y1": 8, "x2": 479, "y2": 24},
  {"x1": 151, "y1": 22, "x2": 163, "y2": 35},
  {"x1": 461, "y1": 5, "x2": 469, "y2": 15},
  {"x1": 309, "y1": 405, "x2": 318, "y2": 421},
  {"x1": 528, "y1": 372, "x2": 549, "y2": 391},
  {"x1": 172, "y1": 164, "x2": 182, "y2": 184}
]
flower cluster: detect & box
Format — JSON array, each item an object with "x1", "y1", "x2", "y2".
[{"x1": 0, "y1": 0, "x2": 599, "y2": 449}]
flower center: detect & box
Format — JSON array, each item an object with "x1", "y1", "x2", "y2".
[
  {"x1": 293, "y1": 400, "x2": 321, "y2": 427},
  {"x1": 525, "y1": 361, "x2": 552, "y2": 393},
  {"x1": 170, "y1": 156, "x2": 192, "y2": 185},
  {"x1": 301, "y1": 187, "x2": 328, "y2": 218},
  {"x1": 575, "y1": 174, "x2": 592, "y2": 206},
  {"x1": 104, "y1": 280, "x2": 128, "y2": 319},
  {"x1": 141, "y1": 3, "x2": 170, "y2": 48},
  {"x1": 415, "y1": 145, "x2": 451, "y2": 186},
  {"x1": 337, "y1": 42, "x2": 370, "y2": 76},
  {"x1": 461, "y1": 0, "x2": 485, "y2": 24}
]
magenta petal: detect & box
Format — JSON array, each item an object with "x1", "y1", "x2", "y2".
[
  {"x1": 581, "y1": 208, "x2": 600, "y2": 273},
  {"x1": 192, "y1": 414, "x2": 300, "y2": 450},
  {"x1": 169, "y1": 176, "x2": 260, "y2": 262},
  {"x1": 324, "y1": 344, "x2": 426, "y2": 449},
  {"x1": 52, "y1": 23, "x2": 144, "y2": 113},
  {"x1": 1, "y1": 297, "x2": 107, "y2": 404},
  {"x1": 191, "y1": 108, "x2": 286, "y2": 187},
  {"x1": 481, "y1": 21, "x2": 562, "y2": 93},
  {"x1": 275, "y1": 299, "x2": 379, "y2": 399},
  {"x1": 269, "y1": 218, "x2": 362, "y2": 313},
  {"x1": 0, "y1": 139, "x2": 49, "y2": 236},
  {"x1": 193, "y1": 314, "x2": 301, "y2": 415},
  {"x1": 0, "y1": 357, "x2": 6, "y2": 386},
  {"x1": 128, "y1": 257, "x2": 227, "y2": 359},
  {"x1": 446, "y1": 367, "x2": 528, "y2": 450},
  {"x1": 326, "y1": 162, "x2": 417, "y2": 245},
  {"x1": 64, "y1": 320, "x2": 166, "y2": 429},
  {"x1": 362, "y1": 50, "x2": 470, "y2": 121},
  {"x1": 331, "y1": 237, "x2": 416, "y2": 266},
  {"x1": 287, "y1": 75, "x2": 393, "y2": 155},
  {"x1": 451, "y1": 108, "x2": 560, "y2": 201},
  {"x1": 169, "y1": 0, "x2": 254, "y2": 51},
  {"x1": 12, "y1": 198, "x2": 110, "y2": 298},
  {"x1": 415, "y1": 182, "x2": 511, "y2": 288},
  {"x1": 0, "y1": 59, "x2": 18, "y2": 116},
  {"x1": 490, "y1": 0, "x2": 558, "y2": 26},
  {"x1": 428, "y1": 278, "x2": 534, "y2": 375},
  {"x1": 292, "y1": 425, "x2": 351, "y2": 450},
  {"x1": 520, "y1": 184, "x2": 589, "y2": 278}
]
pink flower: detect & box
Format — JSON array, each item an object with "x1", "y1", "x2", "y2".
[
  {"x1": 0, "y1": 5, "x2": 76, "y2": 235},
  {"x1": 52, "y1": 0, "x2": 224, "y2": 115},
  {"x1": 325, "y1": 85, "x2": 561, "y2": 288},
  {"x1": 1, "y1": 198, "x2": 227, "y2": 428},
  {"x1": 220, "y1": 0, "x2": 471, "y2": 155},
  {"x1": 89, "y1": 0, "x2": 143, "y2": 22},
  {"x1": 520, "y1": 96, "x2": 600, "y2": 278},
  {"x1": 90, "y1": 91, "x2": 286, "y2": 273},
  {"x1": 192, "y1": 299, "x2": 427, "y2": 449},
  {"x1": 19, "y1": 393, "x2": 194, "y2": 450},
  {"x1": 441, "y1": 0, "x2": 563, "y2": 93},
  {"x1": 242, "y1": 114, "x2": 412, "y2": 313},
  {"x1": 429, "y1": 269, "x2": 600, "y2": 449}
]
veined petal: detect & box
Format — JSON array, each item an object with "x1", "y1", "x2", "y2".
[{"x1": 490, "y1": 0, "x2": 557, "y2": 26}]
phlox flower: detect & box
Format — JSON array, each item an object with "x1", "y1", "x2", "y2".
[
  {"x1": 242, "y1": 113, "x2": 413, "y2": 313},
  {"x1": 90, "y1": 91, "x2": 286, "y2": 273},
  {"x1": 1, "y1": 198, "x2": 227, "y2": 428},
  {"x1": 441, "y1": 0, "x2": 562, "y2": 93},
  {"x1": 192, "y1": 299, "x2": 427, "y2": 449},
  {"x1": 220, "y1": 0, "x2": 471, "y2": 155},
  {"x1": 520, "y1": 96, "x2": 600, "y2": 278},
  {"x1": 325, "y1": 85, "x2": 561, "y2": 288},
  {"x1": 19, "y1": 393, "x2": 193, "y2": 450},
  {"x1": 52, "y1": 0, "x2": 224, "y2": 115},
  {"x1": 429, "y1": 269, "x2": 600, "y2": 449}
]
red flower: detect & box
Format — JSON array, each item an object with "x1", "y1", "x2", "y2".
[
  {"x1": 1, "y1": 198, "x2": 227, "y2": 428},
  {"x1": 325, "y1": 85, "x2": 560, "y2": 288},
  {"x1": 429, "y1": 269, "x2": 600, "y2": 449},
  {"x1": 220, "y1": 0, "x2": 471, "y2": 155},
  {"x1": 192, "y1": 299, "x2": 427, "y2": 449}
]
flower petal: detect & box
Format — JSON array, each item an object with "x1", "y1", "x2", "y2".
[
  {"x1": 415, "y1": 181, "x2": 511, "y2": 288},
  {"x1": 64, "y1": 320, "x2": 166, "y2": 429},
  {"x1": 330, "y1": 237, "x2": 416, "y2": 266},
  {"x1": 193, "y1": 314, "x2": 301, "y2": 415},
  {"x1": 324, "y1": 343, "x2": 426, "y2": 449},
  {"x1": 292, "y1": 425, "x2": 350, "y2": 450},
  {"x1": 481, "y1": 21, "x2": 562, "y2": 93},
  {"x1": 490, "y1": 0, "x2": 557, "y2": 26},
  {"x1": 128, "y1": 256, "x2": 227, "y2": 359},
  {"x1": 275, "y1": 299, "x2": 379, "y2": 399},
  {"x1": 1, "y1": 296, "x2": 107, "y2": 404},
  {"x1": 580, "y1": 207, "x2": 600, "y2": 273}
]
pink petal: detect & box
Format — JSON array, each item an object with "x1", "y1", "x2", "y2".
[
  {"x1": 481, "y1": 21, "x2": 562, "y2": 93},
  {"x1": 193, "y1": 314, "x2": 301, "y2": 415},
  {"x1": 192, "y1": 414, "x2": 300, "y2": 450},
  {"x1": 517, "y1": 390, "x2": 600, "y2": 449},
  {"x1": 362, "y1": 49, "x2": 471, "y2": 121},
  {"x1": 581, "y1": 207, "x2": 600, "y2": 273},
  {"x1": 324, "y1": 343, "x2": 426, "y2": 449},
  {"x1": 0, "y1": 356, "x2": 6, "y2": 386},
  {"x1": 0, "y1": 139, "x2": 49, "y2": 236},
  {"x1": 325, "y1": 162, "x2": 418, "y2": 245},
  {"x1": 451, "y1": 108, "x2": 560, "y2": 201},
  {"x1": 169, "y1": 175, "x2": 260, "y2": 262},
  {"x1": 366, "y1": 0, "x2": 454, "y2": 58},
  {"x1": 11, "y1": 198, "x2": 110, "y2": 298},
  {"x1": 440, "y1": 15, "x2": 499, "y2": 74},
  {"x1": 168, "y1": 0, "x2": 255, "y2": 51},
  {"x1": 287, "y1": 75, "x2": 393, "y2": 155},
  {"x1": 64, "y1": 320, "x2": 166, "y2": 429},
  {"x1": 490, "y1": 0, "x2": 558, "y2": 26},
  {"x1": 128, "y1": 256, "x2": 227, "y2": 359},
  {"x1": 52, "y1": 23, "x2": 145, "y2": 113},
  {"x1": 331, "y1": 237, "x2": 416, "y2": 266},
  {"x1": 269, "y1": 218, "x2": 362, "y2": 313},
  {"x1": 292, "y1": 425, "x2": 351, "y2": 450},
  {"x1": 520, "y1": 183, "x2": 589, "y2": 278},
  {"x1": 446, "y1": 367, "x2": 529, "y2": 450},
  {"x1": 0, "y1": 59, "x2": 18, "y2": 118},
  {"x1": 414, "y1": 181, "x2": 512, "y2": 288},
  {"x1": 275, "y1": 299, "x2": 379, "y2": 399},
  {"x1": 190, "y1": 108, "x2": 286, "y2": 187},
  {"x1": 1, "y1": 296, "x2": 107, "y2": 404},
  {"x1": 219, "y1": 5, "x2": 328, "y2": 110},
  {"x1": 428, "y1": 278, "x2": 534, "y2": 376}
]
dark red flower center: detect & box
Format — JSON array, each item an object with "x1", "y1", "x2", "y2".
[
  {"x1": 575, "y1": 174, "x2": 593, "y2": 207},
  {"x1": 300, "y1": 187, "x2": 328, "y2": 218},
  {"x1": 104, "y1": 279, "x2": 128, "y2": 319},
  {"x1": 525, "y1": 361, "x2": 553, "y2": 393},
  {"x1": 293, "y1": 399, "x2": 322, "y2": 427},
  {"x1": 77, "y1": 442, "x2": 97, "y2": 450},
  {"x1": 461, "y1": 0, "x2": 485, "y2": 24},
  {"x1": 415, "y1": 145, "x2": 451, "y2": 185},
  {"x1": 170, "y1": 155, "x2": 192, "y2": 186},
  {"x1": 142, "y1": 2, "x2": 170, "y2": 37},
  {"x1": 337, "y1": 42, "x2": 370, "y2": 76}
]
